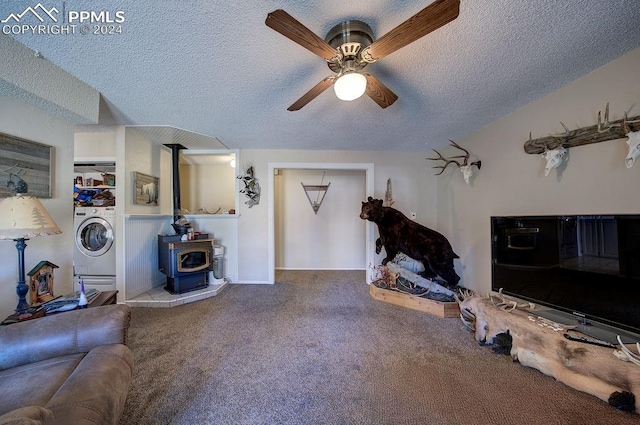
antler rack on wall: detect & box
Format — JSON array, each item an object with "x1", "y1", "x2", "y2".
[{"x1": 523, "y1": 103, "x2": 640, "y2": 154}]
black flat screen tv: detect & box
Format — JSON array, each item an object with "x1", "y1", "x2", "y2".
[{"x1": 491, "y1": 215, "x2": 640, "y2": 337}]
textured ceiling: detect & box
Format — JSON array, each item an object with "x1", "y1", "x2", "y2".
[{"x1": 2, "y1": 0, "x2": 640, "y2": 151}]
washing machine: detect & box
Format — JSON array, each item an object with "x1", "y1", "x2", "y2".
[{"x1": 73, "y1": 206, "x2": 116, "y2": 291}]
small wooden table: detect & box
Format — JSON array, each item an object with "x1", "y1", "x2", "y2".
[
  {"x1": 88, "y1": 290, "x2": 118, "y2": 307},
  {"x1": 1, "y1": 290, "x2": 118, "y2": 325}
]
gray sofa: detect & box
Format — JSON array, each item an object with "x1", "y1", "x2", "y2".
[{"x1": 0, "y1": 305, "x2": 134, "y2": 425}]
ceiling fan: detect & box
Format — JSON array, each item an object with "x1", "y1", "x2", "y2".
[{"x1": 265, "y1": 0, "x2": 460, "y2": 111}]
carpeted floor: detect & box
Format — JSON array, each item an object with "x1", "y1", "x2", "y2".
[{"x1": 119, "y1": 270, "x2": 637, "y2": 424}]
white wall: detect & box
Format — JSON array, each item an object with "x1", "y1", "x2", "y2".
[
  {"x1": 123, "y1": 128, "x2": 172, "y2": 216},
  {"x1": 276, "y1": 169, "x2": 366, "y2": 269},
  {"x1": 74, "y1": 131, "x2": 116, "y2": 160},
  {"x1": 180, "y1": 162, "x2": 236, "y2": 213},
  {"x1": 237, "y1": 150, "x2": 438, "y2": 283},
  {"x1": 0, "y1": 95, "x2": 75, "y2": 318},
  {"x1": 437, "y1": 46, "x2": 640, "y2": 296}
]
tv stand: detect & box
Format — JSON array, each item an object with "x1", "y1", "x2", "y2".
[
  {"x1": 530, "y1": 307, "x2": 640, "y2": 345},
  {"x1": 460, "y1": 295, "x2": 640, "y2": 413}
]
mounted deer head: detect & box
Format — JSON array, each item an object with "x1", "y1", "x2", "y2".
[{"x1": 427, "y1": 141, "x2": 481, "y2": 184}]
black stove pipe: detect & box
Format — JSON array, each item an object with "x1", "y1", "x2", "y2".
[{"x1": 163, "y1": 144, "x2": 186, "y2": 222}]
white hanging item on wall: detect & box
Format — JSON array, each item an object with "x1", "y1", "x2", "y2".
[{"x1": 301, "y1": 171, "x2": 330, "y2": 215}]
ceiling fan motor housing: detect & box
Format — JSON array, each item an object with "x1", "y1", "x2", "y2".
[{"x1": 324, "y1": 20, "x2": 374, "y2": 73}]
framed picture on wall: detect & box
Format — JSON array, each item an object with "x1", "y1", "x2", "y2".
[
  {"x1": 133, "y1": 172, "x2": 159, "y2": 205},
  {"x1": 0, "y1": 132, "x2": 53, "y2": 198}
]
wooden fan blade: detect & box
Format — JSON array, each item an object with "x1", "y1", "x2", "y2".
[
  {"x1": 363, "y1": 73, "x2": 398, "y2": 108},
  {"x1": 364, "y1": 0, "x2": 460, "y2": 62},
  {"x1": 287, "y1": 76, "x2": 336, "y2": 111},
  {"x1": 266, "y1": 10, "x2": 340, "y2": 62}
]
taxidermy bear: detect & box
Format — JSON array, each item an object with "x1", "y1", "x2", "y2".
[{"x1": 360, "y1": 197, "x2": 460, "y2": 288}]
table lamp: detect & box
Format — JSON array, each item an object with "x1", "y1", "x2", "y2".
[{"x1": 0, "y1": 193, "x2": 61, "y2": 314}]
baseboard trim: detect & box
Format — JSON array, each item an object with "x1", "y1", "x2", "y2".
[
  {"x1": 234, "y1": 280, "x2": 272, "y2": 285},
  {"x1": 275, "y1": 267, "x2": 366, "y2": 271}
]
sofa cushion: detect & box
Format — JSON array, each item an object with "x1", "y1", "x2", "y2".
[
  {"x1": 46, "y1": 344, "x2": 133, "y2": 425},
  {"x1": 0, "y1": 354, "x2": 84, "y2": 415},
  {"x1": 0, "y1": 406, "x2": 53, "y2": 425}
]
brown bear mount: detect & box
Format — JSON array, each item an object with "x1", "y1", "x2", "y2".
[{"x1": 360, "y1": 197, "x2": 460, "y2": 289}]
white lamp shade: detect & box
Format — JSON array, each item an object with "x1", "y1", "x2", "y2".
[
  {"x1": 333, "y1": 72, "x2": 367, "y2": 101},
  {"x1": 0, "y1": 194, "x2": 62, "y2": 240}
]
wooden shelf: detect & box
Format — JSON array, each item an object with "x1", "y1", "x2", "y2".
[{"x1": 75, "y1": 185, "x2": 115, "y2": 190}]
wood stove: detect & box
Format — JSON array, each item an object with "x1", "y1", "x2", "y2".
[
  {"x1": 158, "y1": 143, "x2": 220, "y2": 294},
  {"x1": 158, "y1": 234, "x2": 214, "y2": 294}
]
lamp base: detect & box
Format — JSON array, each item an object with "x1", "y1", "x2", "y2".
[
  {"x1": 14, "y1": 238, "x2": 30, "y2": 315},
  {"x1": 15, "y1": 282, "x2": 30, "y2": 314}
]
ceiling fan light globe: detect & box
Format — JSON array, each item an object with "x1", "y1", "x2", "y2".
[{"x1": 333, "y1": 72, "x2": 367, "y2": 101}]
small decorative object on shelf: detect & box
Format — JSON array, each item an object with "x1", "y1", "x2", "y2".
[
  {"x1": 78, "y1": 280, "x2": 88, "y2": 308},
  {"x1": 42, "y1": 287, "x2": 100, "y2": 314},
  {"x1": 28, "y1": 260, "x2": 58, "y2": 305},
  {"x1": 102, "y1": 173, "x2": 116, "y2": 186}
]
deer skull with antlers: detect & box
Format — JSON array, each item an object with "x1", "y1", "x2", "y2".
[
  {"x1": 623, "y1": 114, "x2": 640, "y2": 168},
  {"x1": 427, "y1": 141, "x2": 481, "y2": 184},
  {"x1": 541, "y1": 145, "x2": 567, "y2": 176}
]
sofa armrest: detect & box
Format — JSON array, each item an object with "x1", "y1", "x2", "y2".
[
  {"x1": 0, "y1": 304, "x2": 131, "y2": 370},
  {"x1": 0, "y1": 406, "x2": 53, "y2": 425}
]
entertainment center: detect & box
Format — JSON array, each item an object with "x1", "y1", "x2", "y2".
[{"x1": 491, "y1": 214, "x2": 640, "y2": 344}]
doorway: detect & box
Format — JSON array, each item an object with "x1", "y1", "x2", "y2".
[{"x1": 268, "y1": 162, "x2": 375, "y2": 284}]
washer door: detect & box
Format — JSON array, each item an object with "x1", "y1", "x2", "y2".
[{"x1": 76, "y1": 217, "x2": 114, "y2": 257}]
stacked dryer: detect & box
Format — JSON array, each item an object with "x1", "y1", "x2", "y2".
[{"x1": 73, "y1": 206, "x2": 116, "y2": 292}]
